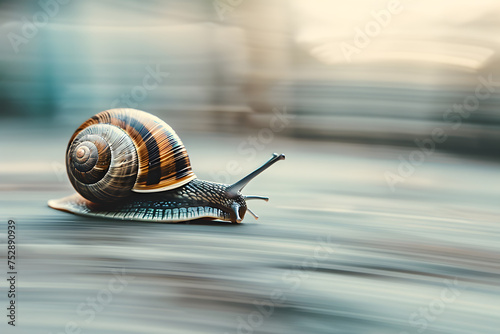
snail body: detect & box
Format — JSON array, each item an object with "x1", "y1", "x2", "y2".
[{"x1": 48, "y1": 108, "x2": 285, "y2": 223}]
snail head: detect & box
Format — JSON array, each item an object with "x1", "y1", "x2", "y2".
[{"x1": 225, "y1": 153, "x2": 285, "y2": 223}]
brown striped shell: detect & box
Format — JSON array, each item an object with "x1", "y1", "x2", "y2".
[{"x1": 66, "y1": 108, "x2": 197, "y2": 203}]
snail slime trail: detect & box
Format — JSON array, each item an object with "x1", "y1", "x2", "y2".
[
  {"x1": 6, "y1": 219, "x2": 17, "y2": 326},
  {"x1": 48, "y1": 108, "x2": 285, "y2": 223}
]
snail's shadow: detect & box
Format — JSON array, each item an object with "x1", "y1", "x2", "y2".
[
  {"x1": 58, "y1": 213, "x2": 242, "y2": 227},
  {"x1": 175, "y1": 218, "x2": 242, "y2": 226}
]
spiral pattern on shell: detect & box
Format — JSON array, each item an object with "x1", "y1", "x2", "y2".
[{"x1": 66, "y1": 108, "x2": 197, "y2": 203}]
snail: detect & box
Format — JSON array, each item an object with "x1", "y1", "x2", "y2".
[{"x1": 48, "y1": 108, "x2": 285, "y2": 223}]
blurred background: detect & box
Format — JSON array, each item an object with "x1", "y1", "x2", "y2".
[
  {"x1": 0, "y1": 0, "x2": 499, "y2": 333},
  {"x1": 1, "y1": 0, "x2": 500, "y2": 153}
]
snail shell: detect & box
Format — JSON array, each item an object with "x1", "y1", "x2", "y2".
[
  {"x1": 66, "y1": 108, "x2": 196, "y2": 203},
  {"x1": 49, "y1": 108, "x2": 285, "y2": 223}
]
